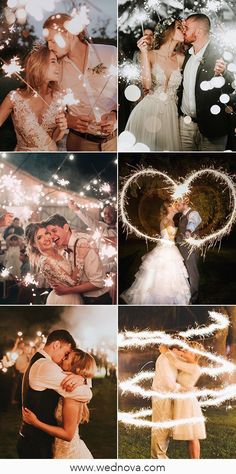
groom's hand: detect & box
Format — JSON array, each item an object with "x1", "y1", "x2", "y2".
[
  {"x1": 214, "y1": 58, "x2": 226, "y2": 76},
  {"x1": 67, "y1": 113, "x2": 93, "y2": 133},
  {"x1": 185, "y1": 230, "x2": 192, "y2": 239},
  {"x1": 52, "y1": 283, "x2": 71, "y2": 295},
  {"x1": 101, "y1": 112, "x2": 117, "y2": 135},
  {"x1": 61, "y1": 374, "x2": 85, "y2": 392}
]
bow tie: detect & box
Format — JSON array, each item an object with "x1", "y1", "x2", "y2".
[{"x1": 64, "y1": 248, "x2": 73, "y2": 254}]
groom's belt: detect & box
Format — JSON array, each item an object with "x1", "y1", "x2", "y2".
[
  {"x1": 69, "y1": 129, "x2": 117, "y2": 143},
  {"x1": 180, "y1": 112, "x2": 198, "y2": 124}
]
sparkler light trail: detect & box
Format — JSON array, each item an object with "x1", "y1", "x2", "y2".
[
  {"x1": 119, "y1": 167, "x2": 236, "y2": 250},
  {"x1": 119, "y1": 311, "x2": 236, "y2": 429}
]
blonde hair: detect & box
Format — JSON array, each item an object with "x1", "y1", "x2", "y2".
[
  {"x1": 25, "y1": 222, "x2": 46, "y2": 268},
  {"x1": 188, "y1": 341, "x2": 205, "y2": 363},
  {"x1": 70, "y1": 349, "x2": 97, "y2": 424},
  {"x1": 24, "y1": 45, "x2": 59, "y2": 94}
]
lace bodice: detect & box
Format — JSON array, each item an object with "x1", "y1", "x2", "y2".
[
  {"x1": 160, "y1": 225, "x2": 177, "y2": 242},
  {"x1": 9, "y1": 90, "x2": 62, "y2": 151},
  {"x1": 39, "y1": 256, "x2": 79, "y2": 288},
  {"x1": 151, "y1": 63, "x2": 182, "y2": 100}
]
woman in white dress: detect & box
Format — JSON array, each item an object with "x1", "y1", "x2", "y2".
[
  {"x1": 25, "y1": 223, "x2": 89, "y2": 305},
  {"x1": 0, "y1": 45, "x2": 67, "y2": 151},
  {"x1": 169, "y1": 342, "x2": 206, "y2": 459},
  {"x1": 125, "y1": 18, "x2": 184, "y2": 151},
  {"x1": 23, "y1": 349, "x2": 96, "y2": 459},
  {"x1": 121, "y1": 201, "x2": 191, "y2": 304}
]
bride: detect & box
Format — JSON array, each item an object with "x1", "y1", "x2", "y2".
[
  {"x1": 121, "y1": 200, "x2": 191, "y2": 305},
  {"x1": 0, "y1": 45, "x2": 67, "y2": 151},
  {"x1": 125, "y1": 18, "x2": 184, "y2": 151},
  {"x1": 25, "y1": 223, "x2": 89, "y2": 305},
  {"x1": 23, "y1": 349, "x2": 96, "y2": 459},
  {"x1": 169, "y1": 342, "x2": 206, "y2": 459}
]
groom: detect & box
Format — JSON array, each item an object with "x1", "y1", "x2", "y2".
[
  {"x1": 178, "y1": 13, "x2": 234, "y2": 151},
  {"x1": 43, "y1": 13, "x2": 117, "y2": 151},
  {"x1": 175, "y1": 197, "x2": 202, "y2": 304},
  {"x1": 17, "y1": 330, "x2": 92, "y2": 459}
]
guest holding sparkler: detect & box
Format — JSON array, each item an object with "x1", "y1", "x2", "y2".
[{"x1": 0, "y1": 45, "x2": 67, "y2": 151}]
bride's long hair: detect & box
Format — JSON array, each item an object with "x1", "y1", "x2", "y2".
[
  {"x1": 160, "y1": 200, "x2": 173, "y2": 221},
  {"x1": 70, "y1": 349, "x2": 97, "y2": 424},
  {"x1": 25, "y1": 222, "x2": 45, "y2": 268},
  {"x1": 153, "y1": 18, "x2": 182, "y2": 50},
  {"x1": 24, "y1": 44, "x2": 59, "y2": 95}
]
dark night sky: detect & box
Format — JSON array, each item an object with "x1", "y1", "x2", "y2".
[{"x1": 4, "y1": 153, "x2": 117, "y2": 198}]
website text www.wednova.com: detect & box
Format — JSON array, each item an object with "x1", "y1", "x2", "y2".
[{"x1": 69, "y1": 463, "x2": 165, "y2": 472}]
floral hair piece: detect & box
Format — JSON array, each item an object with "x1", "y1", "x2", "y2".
[{"x1": 154, "y1": 17, "x2": 176, "y2": 37}]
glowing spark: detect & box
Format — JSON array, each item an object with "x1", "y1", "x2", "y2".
[
  {"x1": 92, "y1": 229, "x2": 102, "y2": 241},
  {"x1": 60, "y1": 89, "x2": 80, "y2": 108},
  {"x1": 0, "y1": 267, "x2": 12, "y2": 278},
  {"x1": 119, "y1": 167, "x2": 236, "y2": 250},
  {"x1": 64, "y1": 6, "x2": 90, "y2": 35},
  {"x1": 104, "y1": 275, "x2": 114, "y2": 288},
  {"x1": 119, "y1": 311, "x2": 236, "y2": 429},
  {"x1": 100, "y1": 183, "x2": 111, "y2": 193},
  {"x1": 22, "y1": 273, "x2": 39, "y2": 287},
  {"x1": 119, "y1": 60, "x2": 140, "y2": 83},
  {"x1": 2, "y1": 56, "x2": 23, "y2": 77},
  {"x1": 119, "y1": 410, "x2": 205, "y2": 429},
  {"x1": 57, "y1": 178, "x2": 70, "y2": 187},
  {"x1": 17, "y1": 332, "x2": 23, "y2": 337}
]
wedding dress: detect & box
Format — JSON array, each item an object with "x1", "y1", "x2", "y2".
[
  {"x1": 9, "y1": 90, "x2": 62, "y2": 151},
  {"x1": 170, "y1": 355, "x2": 206, "y2": 440},
  {"x1": 125, "y1": 64, "x2": 182, "y2": 151},
  {"x1": 39, "y1": 256, "x2": 83, "y2": 305},
  {"x1": 53, "y1": 398, "x2": 93, "y2": 459},
  {"x1": 121, "y1": 226, "x2": 191, "y2": 305}
]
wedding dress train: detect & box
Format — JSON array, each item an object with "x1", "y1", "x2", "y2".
[{"x1": 121, "y1": 226, "x2": 191, "y2": 305}]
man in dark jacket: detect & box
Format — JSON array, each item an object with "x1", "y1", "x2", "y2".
[{"x1": 178, "y1": 13, "x2": 234, "y2": 151}]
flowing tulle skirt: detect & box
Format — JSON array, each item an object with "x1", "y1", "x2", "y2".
[
  {"x1": 46, "y1": 290, "x2": 83, "y2": 305},
  {"x1": 126, "y1": 92, "x2": 181, "y2": 151},
  {"x1": 173, "y1": 396, "x2": 206, "y2": 440},
  {"x1": 121, "y1": 242, "x2": 191, "y2": 305},
  {"x1": 54, "y1": 434, "x2": 93, "y2": 459}
]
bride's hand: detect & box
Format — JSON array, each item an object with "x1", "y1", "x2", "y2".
[
  {"x1": 22, "y1": 407, "x2": 38, "y2": 426},
  {"x1": 61, "y1": 373, "x2": 85, "y2": 392},
  {"x1": 137, "y1": 36, "x2": 149, "y2": 53},
  {"x1": 55, "y1": 112, "x2": 68, "y2": 131}
]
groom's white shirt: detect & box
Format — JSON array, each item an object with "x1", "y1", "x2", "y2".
[
  {"x1": 181, "y1": 41, "x2": 210, "y2": 118},
  {"x1": 59, "y1": 44, "x2": 117, "y2": 125},
  {"x1": 152, "y1": 352, "x2": 181, "y2": 392},
  {"x1": 29, "y1": 349, "x2": 92, "y2": 401},
  {"x1": 182, "y1": 207, "x2": 202, "y2": 233}
]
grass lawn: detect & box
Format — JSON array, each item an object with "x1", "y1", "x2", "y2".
[
  {"x1": 118, "y1": 406, "x2": 236, "y2": 459},
  {"x1": 0, "y1": 377, "x2": 117, "y2": 459}
]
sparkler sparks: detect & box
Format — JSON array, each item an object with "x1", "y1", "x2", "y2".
[
  {"x1": 22, "y1": 273, "x2": 39, "y2": 287},
  {"x1": 64, "y1": 6, "x2": 90, "y2": 35},
  {"x1": 119, "y1": 167, "x2": 236, "y2": 250},
  {"x1": 2, "y1": 56, "x2": 23, "y2": 77},
  {"x1": 119, "y1": 311, "x2": 236, "y2": 429},
  {"x1": 59, "y1": 89, "x2": 80, "y2": 108}
]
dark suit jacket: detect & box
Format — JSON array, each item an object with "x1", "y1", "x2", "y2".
[{"x1": 178, "y1": 41, "x2": 234, "y2": 139}]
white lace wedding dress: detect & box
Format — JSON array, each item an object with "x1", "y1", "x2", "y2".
[
  {"x1": 125, "y1": 64, "x2": 182, "y2": 150},
  {"x1": 9, "y1": 90, "x2": 63, "y2": 151},
  {"x1": 121, "y1": 226, "x2": 191, "y2": 305},
  {"x1": 53, "y1": 398, "x2": 93, "y2": 459},
  {"x1": 39, "y1": 256, "x2": 83, "y2": 305}
]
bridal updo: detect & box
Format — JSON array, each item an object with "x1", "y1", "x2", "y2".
[
  {"x1": 70, "y1": 349, "x2": 97, "y2": 424},
  {"x1": 24, "y1": 44, "x2": 59, "y2": 94}
]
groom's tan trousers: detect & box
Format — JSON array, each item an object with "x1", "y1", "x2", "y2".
[{"x1": 151, "y1": 397, "x2": 173, "y2": 459}]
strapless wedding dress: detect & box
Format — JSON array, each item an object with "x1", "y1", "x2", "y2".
[
  {"x1": 53, "y1": 398, "x2": 93, "y2": 459},
  {"x1": 126, "y1": 64, "x2": 182, "y2": 151},
  {"x1": 121, "y1": 226, "x2": 191, "y2": 305}
]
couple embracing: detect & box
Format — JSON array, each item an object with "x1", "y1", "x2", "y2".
[
  {"x1": 0, "y1": 12, "x2": 117, "y2": 152},
  {"x1": 18, "y1": 330, "x2": 96, "y2": 459},
  {"x1": 121, "y1": 197, "x2": 201, "y2": 305},
  {"x1": 126, "y1": 13, "x2": 234, "y2": 151},
  {"x1": 25, "y1": 214, "x2": 111, "y2": 305},
  {"x1": 152, "y1": 342, "x2": 206, "y2": 459}
]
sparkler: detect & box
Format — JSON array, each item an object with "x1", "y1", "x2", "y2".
[
  {"x1": 64, "y1": 6, "x2": 90, "y2": 35},
  {"x1": 0, "y1": 267, "x2": 13, "y2": 278},
  {"x1": 119, "y1": 311, "x2": 236, "y2": 429},
  {"x1": 22, "y1": 273, "x2": 39, "y2": 287},
  {"x1": 119, "y1": 167, "x2": 236, "y2": 250},
  {"x1": 119, "y1": 59, "x2": 140, "y2": 83}
]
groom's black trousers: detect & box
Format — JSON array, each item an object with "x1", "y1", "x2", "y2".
[
  {"x1": 177, "y1": 244, "x2": 199, "y2": 304},
  {"x1": 17, "y1": 434, "x2": 53, "y2": 459}
]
